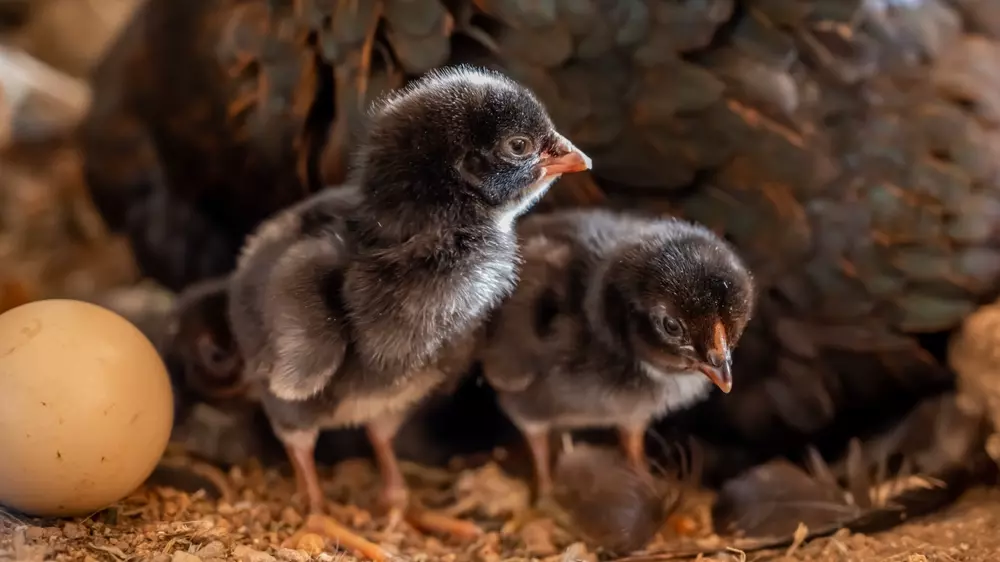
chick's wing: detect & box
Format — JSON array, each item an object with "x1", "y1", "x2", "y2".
[
  {"x1": 230, "y1": 187, "x2": 360, "y2": 401},
  {"x1": 480, "y1": 233, "x2": 574, "y2": 393}
]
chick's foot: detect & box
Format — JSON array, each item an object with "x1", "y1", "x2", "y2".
[
  {"x1": 284, "y1": 514, "x2": 393, "y2": 561},
  {"x1": 503, "y1": 428, "x2": 561, "y2": 534},
  {"x1": 368, "y1": 421, "x2": 484, "y2": 540},
  {"x1": 404, "y1": 504, "x2": 484, "y2": 539},
  {"x1": 283, "y1": 441, "x2": 393, "y2": 561}
]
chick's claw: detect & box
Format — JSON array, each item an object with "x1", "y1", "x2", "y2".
[
  {"x1": 283, "y1": 513, "x2": 393, "y2": 562},
  {"x1": 405, "y1": 505, "x2": 484, "y2": 539},
  {"x1": 382, "y1": 505, "x2": 405, "y2": 536},
  {"x1": 281, "y1": 440, "x2": 392, "y2": 560},
  {"x1": 378, "y1": 481, "x2": 484, "y2": 539}
]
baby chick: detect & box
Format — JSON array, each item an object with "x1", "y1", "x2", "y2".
[
  {"x1": 228, "y1": 66, "x2": 591, "y2": 559},
  {"x1": 480, "y1": 209, "x2": 754, "y2": 499},
  {"x1": 165, "y1": 277, "x2": 245, "y2": 401}
]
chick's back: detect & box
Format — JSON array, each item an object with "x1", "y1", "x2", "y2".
[
  {"x1": 481, "y1": 209, "x2": 661, "y2": 393},
  {"x1": 228, "y1": 185, "x2": 362, "y2": 397}
]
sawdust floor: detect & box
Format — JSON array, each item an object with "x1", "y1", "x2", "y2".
[{"x1": 2, "y1": 448, "x2": 999, "y2": 562}]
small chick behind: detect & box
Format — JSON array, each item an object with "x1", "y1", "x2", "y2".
[
  {"x1": 165, "y1": 276, "x2": 244, "y2": 401},
  {"x1": 480, "y1": 209, "x2": 755, "y2": 500}
]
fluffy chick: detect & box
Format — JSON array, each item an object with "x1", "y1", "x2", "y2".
[
  {"x1": 228, "y1": 65, "x2": 590, "y2": 559},
  {"x1": 480, "y1": 209, "x2": 754, "y2": 498}
]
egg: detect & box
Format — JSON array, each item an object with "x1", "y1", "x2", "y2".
[{"x1": 0, "y1": 299, "x2": 174, "y2": 517}]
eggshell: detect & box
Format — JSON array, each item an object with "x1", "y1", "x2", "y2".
[{"x1": 0, "y1": 299, "x2": 173, "y2": 517}]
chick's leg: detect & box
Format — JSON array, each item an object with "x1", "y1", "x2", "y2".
[
  {"x1": 285, "y1": 437, "x2": 325, "y2": 513},
  {"x1": 366, "y1": 413, "x2": 408, "y2": 511},
  {"x1": 278, "y1": 430, "x2": 391, "y2": 561},
  {"x1": 367, "y1": 413, "x2": 482, "y2": 539},
  {"x1": 618, "y1": 424, "x2": 651, "y2": 474},
  {"x1": 502, "y1": 425, "x2": 556, "y2": 534},
  {"x1": 525, "y1": 426, "x2": 554, "y2": 499}
]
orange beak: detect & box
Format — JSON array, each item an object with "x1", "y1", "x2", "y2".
[
  {"x1": 697, "y1": 321, "x2": 733, "y2": 394},
  {"x1": 698, "y1": 360, "x2": 732, "y2": 394},
  {"x1": 540, "y1": 133, "x2": 592, "y2": 178}
]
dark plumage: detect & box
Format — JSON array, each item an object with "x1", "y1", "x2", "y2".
[
  {"x1": 165, "y1": 277, "x2": 245, "y2": 401},
  {"x1": 480, "y1": 209, "x2": 754, "y2": 497},
  {"x1": 227, "y1": 65, "x2": 590, "y2": 558}
]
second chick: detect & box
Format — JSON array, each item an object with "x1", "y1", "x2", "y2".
[{"x1": 480, "y1": 209, "x2": 755, "y2": 498}]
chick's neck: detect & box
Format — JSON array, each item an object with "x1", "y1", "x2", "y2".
[{"x1": 353, "y1": 186, "x2": 499, "y2": 253}]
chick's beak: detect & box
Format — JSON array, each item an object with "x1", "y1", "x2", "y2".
[
  {"x1": 697, "y1": 321, "x2": 733, "y2": 394},
  {"x1": 540, "y1": 133, "x2": 592, "y2": 178},
  {"x1": 697, "y1": 356, "x2": 732, "y2": 394}
]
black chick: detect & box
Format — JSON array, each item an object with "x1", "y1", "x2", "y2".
[
  {"x1": 228, "y1": 65, "x2": 591, "y2": 559},
  {"x1": 165, "y1": 277, "x2": 245, "y2": 402},
  {"x1": 480, "y1": 209, "x2": 754, "y2": 498}
]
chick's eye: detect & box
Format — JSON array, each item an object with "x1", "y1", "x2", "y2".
[
  {"x1": 662, "y1": 317, "x2": 682, "y2": 337},
  {"x1": 504, "y1": 136, "x2": 533, "y2": 157}
]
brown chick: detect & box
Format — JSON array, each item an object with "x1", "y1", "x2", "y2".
[
  {"x1": 227, "y1": 66, "x2": 591, "y2": 560},
  {"x1": 480, "y1": 209, "x2": 755, "y2": 500}
]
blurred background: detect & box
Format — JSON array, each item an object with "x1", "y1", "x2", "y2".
[
  {"x1": 2, "y1": 0, "x2": 1000, "y2": 482},
  {"x1": 0, "y1": 0, "x2": 140, "y2": 312}
]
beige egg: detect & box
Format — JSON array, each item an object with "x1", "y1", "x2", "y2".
[{"x1": 0, "y1": 299, "x2": 173, "y2": 517}]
